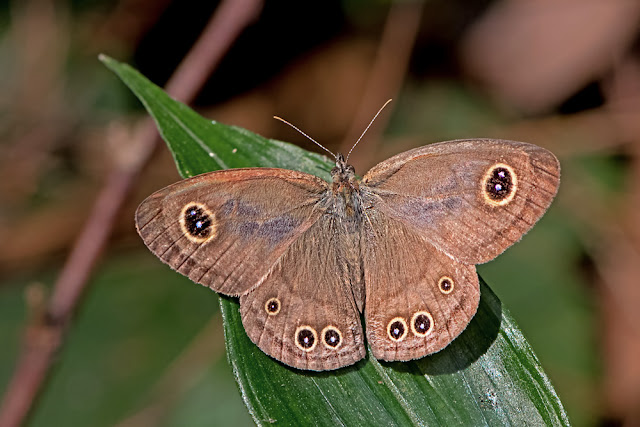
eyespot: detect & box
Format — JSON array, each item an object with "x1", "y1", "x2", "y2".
[
  {"x1": 321, "y1": 326, "x2": 342, "y2": 349},
  {"x1": 179, "y1": 203, "x2": 217, "y2": 243},
  {"x1": 438, "y1": 276, "x2": 454, "y2": 294},
  {"x1": 482, "y1": 163, "x2": 517, "y2": 206},
  {"x1": 295, "y1": 326, "x2": 317, "y2": 352},
  {"x1": 387, "y1": 317, "x2": 408, "y2": 342},
  {"x1": 411, "y1": 311, "x2": 434, "y2": 337},
  {"x1": 264, "y1": 297, "x2": 280, "y2": 315}
]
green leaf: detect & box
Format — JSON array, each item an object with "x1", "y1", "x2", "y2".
[{"x1": 101, "y1": 54, "x2": 571, "y2": 426}]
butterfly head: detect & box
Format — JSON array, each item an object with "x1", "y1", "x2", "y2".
[{"x1": 331, "y1": 154, "x2": 359, "y2": 197}]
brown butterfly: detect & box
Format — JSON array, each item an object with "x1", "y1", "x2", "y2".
[{"x1": 135, "y1": 138, "x2": 560, "y2": 371}]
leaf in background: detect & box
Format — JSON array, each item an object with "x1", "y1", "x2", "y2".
[{"x1": 101, "y1": 54, "x2": 571, "y2": 426}]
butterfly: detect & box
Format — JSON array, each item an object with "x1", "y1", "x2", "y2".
[{"x1": 135, "y1": 138, "x2": 559, "y2": 371}]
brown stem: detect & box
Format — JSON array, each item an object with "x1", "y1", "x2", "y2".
[{"x1": 0, "y1": 1, "x2": 263, "y2": 426}]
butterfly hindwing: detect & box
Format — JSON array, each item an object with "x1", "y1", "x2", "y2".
[
  {"x1": 240, "y1": 216, "x2": 366, "y2": 370},
  {"x1": 362, "y1": 213, "x2": 480, "y2": 361}
]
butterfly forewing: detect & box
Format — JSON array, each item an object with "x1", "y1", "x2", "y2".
[
  {"x1": 135, "y1": 168, "x2": 327, "y2": 296},
  {"x1": 362, "y1": 139, "x2": 560, "y2": 265}
]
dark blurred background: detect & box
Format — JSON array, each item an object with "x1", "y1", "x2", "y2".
[{"x1": 2, "y1": 0, "x2": 640, "y2": 425}]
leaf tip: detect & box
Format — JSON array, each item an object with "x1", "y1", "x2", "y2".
[{"x1": 98, "y1": 53, "x2": 112, "y2": 64}]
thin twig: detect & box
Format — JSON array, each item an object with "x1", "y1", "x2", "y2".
[{"x1": 0, "y1": 1, "x2": 263, "y2": 426}]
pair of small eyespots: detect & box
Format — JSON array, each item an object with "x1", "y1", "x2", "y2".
[
  {"x1": 264, "y1": 297, "x2": 342, "y2": 352},
  {"x1": 387, "y1": 311, "x2": 434, "y2": 342},
  {"x1": 294, "y1": 325, "x2": 342, "y2": 352}
]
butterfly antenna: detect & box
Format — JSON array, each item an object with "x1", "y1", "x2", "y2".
[
  {"x1": 273, "y1": 116, "x2": 336, "y2": 159},
  {"x1": 346, "y1": 99, "x2": 393, "y2": 162}
]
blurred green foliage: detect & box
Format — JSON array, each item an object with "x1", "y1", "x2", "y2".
[{"x1": 1, "y1": 252, "x2": 253, "y2": 426}]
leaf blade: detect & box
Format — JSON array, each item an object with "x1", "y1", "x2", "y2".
[{"x1": 102, "y1": 54, "x2": 571, "y2": 426}]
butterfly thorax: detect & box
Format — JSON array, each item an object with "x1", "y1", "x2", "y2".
[
  {"x1": 329, "y1": 154, "x2": 367, "y2": 311},
  {"x1": 330, "y1": 154, "x2": 363, "y2": 221}
]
